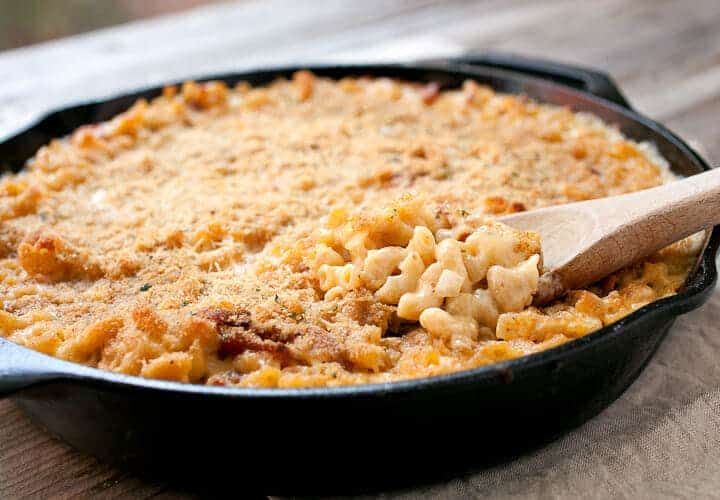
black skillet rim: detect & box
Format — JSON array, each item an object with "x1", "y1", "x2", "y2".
[{"x1": 1, "y1": 60, "x2": 718, "y2": 399}]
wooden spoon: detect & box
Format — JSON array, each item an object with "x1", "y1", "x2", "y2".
[{"x1": 500, "y1": 168, "x2": 720, "y2": 305}]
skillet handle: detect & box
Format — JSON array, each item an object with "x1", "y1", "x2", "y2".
[
  {"x1": 0, "y1": 338, "x2": 63, "y2": 397},
  {"x1": 451, "y1": 52, "x2": 632, "y2": 109}
]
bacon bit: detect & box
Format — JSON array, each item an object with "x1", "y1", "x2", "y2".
[
  {"x1": 218, "y1": 330, "x2": 289, "y2": 358},
  {"x1": 199, "y1": 307, "x2": 286, "y2": 359},
  {"x1": 510, "y1": 201, "x2": 526, "y2": 213},
  {"x1": 199, "y1": 308, "x2": 251, "y2": 329},
  {"x1": 419, "y1": 82, "x2": 441, "y2": 105},
  {"x1": 198, "y1": 307, "x2": 339, "y2": 363}
]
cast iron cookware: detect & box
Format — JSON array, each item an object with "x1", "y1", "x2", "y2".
[{"x1": 0, "y1": 54, "x2": 717, "y2": 493}]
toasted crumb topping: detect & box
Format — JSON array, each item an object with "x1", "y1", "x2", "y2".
[{"x1": 0, "y1": 73, "x2": 700, "y2": 387}]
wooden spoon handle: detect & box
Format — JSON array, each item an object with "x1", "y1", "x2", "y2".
[
  {"x1": 580, "y1": 165, "x2": 720, "y2": 258},
  {"x1": 505, "y1": 167, "x2": 720, "y2": 304}
]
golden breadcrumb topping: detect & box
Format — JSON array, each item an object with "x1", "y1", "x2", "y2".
[{"x1": 0, "y1": 72, "x2": 700, "y2": 387}]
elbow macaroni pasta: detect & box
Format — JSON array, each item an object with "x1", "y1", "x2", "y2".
[{"x1": 314, "y1": 195, "x2": 543, "y2": 346}]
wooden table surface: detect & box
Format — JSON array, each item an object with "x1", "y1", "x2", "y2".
[{"x1": 2, "y1": 0, "x2": 720, "y2": 497}]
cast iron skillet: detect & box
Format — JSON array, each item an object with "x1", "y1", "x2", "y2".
[{"x1": 0, "y1": 53, "x2": 717, "y2": 494}]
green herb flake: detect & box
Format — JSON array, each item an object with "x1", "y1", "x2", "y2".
[{"x1": 139, "y1": 283, "x2": 152, "y2": 292}]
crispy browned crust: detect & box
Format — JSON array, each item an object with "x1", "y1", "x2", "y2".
[{"x1": 0, "y1": 72, "x2": 699, "y2": 387}]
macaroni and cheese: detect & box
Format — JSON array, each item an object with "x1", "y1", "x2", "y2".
[{"x1": 0, "y1": 73, "x2": 700, "y2": 387}]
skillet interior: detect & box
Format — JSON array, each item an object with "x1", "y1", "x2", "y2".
[
  {"x1": 0, "y1": 61, "x2": 715, "y2": 396},
  {"x1": 0, "y1": 58, "x2": 717, "y2": 492}
]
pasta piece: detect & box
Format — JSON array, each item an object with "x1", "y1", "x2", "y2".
[
  {"x1": 419, "y1": 307, "x2": 479, "y2": 340},
  {"x1": 318, "y1": 263, "x2": 361, "y2": 296},
  {"x1": 487, "y1": 255, "x2": 540, "y2": 312},
  {"x1": 462, "y1": 225, "x2": 539, "y2": 284},
  {"x1": 407, "y1": 226, "x2": 436, "y2": 265},
  {"x1": 313, "y1": 244, "x2": 345, "y2": 267},
  {"x1": 435, "y1": 239, "x2": 471, "y2": 293},
  {"x1": 359, "y1": 246, "x2": 406, "y2": 290},
  {"x1": 435, "y1": 269, "x2": 465, "y2": 298},
  {"x1": 396, "y1": 263, "x2": 443, "y2": 320},
  {"x1": 445, "y1": 289, "x2": 499, "y2": 329},
  {"x1": 313, "y1": 194, "x2": 542, "y2": 346},
  {"x1": 376, "y1": 251, "x2": 426, "y2": 304}
]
